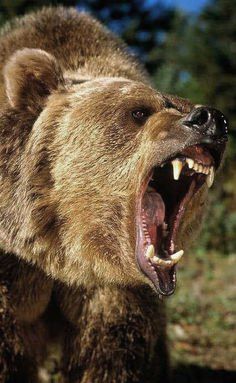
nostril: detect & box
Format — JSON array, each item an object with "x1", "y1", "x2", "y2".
[
  {"x1": 190, "y1": 108, "x2": 210, "y2": 127},
  {"x1": 183, "y1": 107, "x2": 228, "y2": 141}
]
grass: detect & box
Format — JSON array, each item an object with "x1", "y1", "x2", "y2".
[{"x1": 167, "y1": 249, "x2": 236, "y2": 382}]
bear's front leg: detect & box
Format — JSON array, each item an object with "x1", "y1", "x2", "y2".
[
  {"x1": 59, "y1": 285, "x2": 169, "y2": 383},
  {"x1": 0, "y1": 281, "x2": 23, "y2": 383}
]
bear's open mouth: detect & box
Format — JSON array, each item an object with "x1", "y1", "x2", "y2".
[{"x1": 136, "y1": 144, "x2": 217, "y2": 296}]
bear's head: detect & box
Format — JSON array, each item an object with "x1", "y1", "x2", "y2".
[{"x1": 1, "y1": 49, "x2": 228, "y2": 295}]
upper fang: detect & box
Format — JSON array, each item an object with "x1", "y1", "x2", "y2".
[
  {"x1": 172, "y1": 159, "x2": 183, "y2": 180},
  {"x1": 207, "y1": 167, "x2": 215, "y2": 188},
  {"x1": 169, "y1": 249, "x2": 184, "y2": 262}
]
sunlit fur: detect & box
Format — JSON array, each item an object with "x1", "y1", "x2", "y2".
[{"x1": 1, "y1": 77, "x2": 206, "y2": 290}]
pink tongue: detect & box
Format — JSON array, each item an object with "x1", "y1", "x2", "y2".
[
  {"x1": 143, "y1": 191, "x2": 165, "y2": 230},
  {"x1": 143, "y1": 192, "x2": 165, "y2": 226}
]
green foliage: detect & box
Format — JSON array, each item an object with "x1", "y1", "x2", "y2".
[
  {"x1": 168, "y1": 251, "x2": 236, "y2": 371},
  {"x1": 77, "y1": 0, "x2": 178, "y2": 74}
]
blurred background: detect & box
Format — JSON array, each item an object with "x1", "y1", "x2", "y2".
[{"x1": 0, "y1": 0, "x2": 235, "y2": 381}]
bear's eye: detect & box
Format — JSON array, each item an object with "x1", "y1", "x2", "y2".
[{"x1": 131, "y1": 109, "x2": 151, "y2": 123}]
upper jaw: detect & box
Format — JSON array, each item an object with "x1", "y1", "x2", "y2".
[{"x1": 135, "y1": 141, "x2": 225, "y2": 296}]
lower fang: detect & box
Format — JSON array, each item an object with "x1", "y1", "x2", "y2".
[
  {"x1": 162, "y1": 223, "x2": 168, "y2": 230},
  {"x1": 152, "y1": 249, "x2": 184, "y2": 267},
  {"x1": 146, "y1": 244, "x2": 155, "y2": 259},
  {"x1": 152, "y1": 256, "x2": 172, "y2": 266},
  {"x1": 170, "y1": 249, "x2": 184, "y2": 262}
]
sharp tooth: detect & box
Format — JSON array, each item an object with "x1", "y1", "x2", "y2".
[
  {"x1": 198, "y1": 164, "x2": 203, "y2": 173},
  {"x1": 205, "y1": 167, "x2": 210, "y2": 175},
  {"x1": 170, "y1": 249, "x2": 184, "y2": 263},
  {"x1": 146, "y1": 244, "x2": 155, "y2": 259},
  {"x1": 193, "y1": 162, "x2": 199, "y2": 172},
  {"x1": 162, "y1": 223, "x2": 168, "y2": 230},
  {"x1": 152, "y1": 250, "x2": 184, "y2": 267},
  {"x1": 172, "y1": 159, "x2": 183, "y2": 180},
  {"x1": 207, "y1": 167, "x2": 215, "y2": 188},
  {"x1": 153, "y1": 256, "x2": 172, "y2": 266},
  {"x1": 186, "y1": 158, "x2": 194, "y2": 169}
]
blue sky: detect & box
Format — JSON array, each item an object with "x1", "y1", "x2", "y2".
[{"x1": 161, "y1": 0, "x2": 209, "y2": 13}]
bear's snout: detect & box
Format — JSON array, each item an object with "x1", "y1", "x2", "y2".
[{"x1": 183, "y1": 106, "x2": 228, "y2": 141}]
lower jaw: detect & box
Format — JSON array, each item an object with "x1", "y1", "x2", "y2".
[
  {"x1": 136, "y1": 221, "x2": 177, "y2": 295},
  {"x1": 135, "y1": 169, "x2": 206, "y2": 296},
  {"x1": 136, "y1": 248, "x2": 177, "y2": 295}
]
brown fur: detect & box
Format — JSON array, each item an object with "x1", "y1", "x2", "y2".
[
  {"x1": 0, "y1": 281, "x2": 22, "y2": 382},
  {"x1": 0, "y1": 7, "x2": 210, "y2": 382}
]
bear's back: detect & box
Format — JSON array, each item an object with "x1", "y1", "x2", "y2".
[{"x1": 0, "y1": 6, "x2": 148, "y2": 94}]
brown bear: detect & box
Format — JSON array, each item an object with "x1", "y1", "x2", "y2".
[{"x1": 0, "y1": 6, "x2": 228, "y2": 383}]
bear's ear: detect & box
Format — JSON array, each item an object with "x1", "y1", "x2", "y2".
[{"x1": 3, "y1": 48, "x2": 64, "y2": 111}]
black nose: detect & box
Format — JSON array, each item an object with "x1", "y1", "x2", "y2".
[{"x1": 184, "y1": 107, "x2": 228, "y2": 141}]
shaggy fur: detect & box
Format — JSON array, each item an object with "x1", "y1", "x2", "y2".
[
  {"x1": 0, "y1": 7, "x2": 212, "y2": 382},
  {"x1": 0, "y1": 281, "x2": 22, "y2": 382}
]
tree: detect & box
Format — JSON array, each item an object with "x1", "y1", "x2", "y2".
[
  {"x1": 153, "y1": 0, "x2": 236, "y2": 131},
  {"x1": 78, "y1": 0, "x2": 177, "y2": 75}
]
